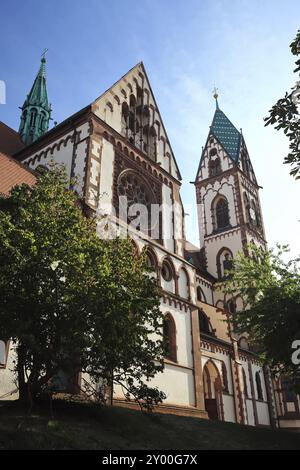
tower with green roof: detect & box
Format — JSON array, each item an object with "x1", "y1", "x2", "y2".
[
  {"x1": 19, "y1": 53, "x2": 51, "y2": 145},
  {"x1": 194, "y1": 92, "x2": 266, "y2": 282}
]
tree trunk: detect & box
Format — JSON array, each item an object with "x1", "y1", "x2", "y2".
[{"x1": 17, "y1": 345, "x2": 28, "y2": 403}]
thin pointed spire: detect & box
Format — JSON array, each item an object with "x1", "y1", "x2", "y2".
[{"x1": 19, "y1": 53, "x2": 51, "y2": 145}]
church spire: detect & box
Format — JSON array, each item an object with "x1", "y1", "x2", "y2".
[{"x1": 19, "y1": 51, "x2": 52, "y2": 145}]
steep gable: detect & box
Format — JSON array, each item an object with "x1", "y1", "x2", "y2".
[{"x1": 91, "y1": 62, "x2": 182, "y2": 181}]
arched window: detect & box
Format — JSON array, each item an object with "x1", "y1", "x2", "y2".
[
  {"x1": 238, "y1": 336, "x2": 249, "y2": 350},
  {"x1": 223, "y1": 253, "x2": 233, "y2": 278},
  {"x1": 227, "y1": 299, "x2": 236, "y2": 314},
  {"x1": 209, "y1": 148, "x2": 217, "y2": 157},
  {"x1": 128, "y1": 95, "x2": 136, "y2": 143},
  {"x1": 216, "y1": 247, "x2": 233, "y2": 279},
  {"x1": 0, "y1": 340, "x2": 6, "y2": 366},
  {"x1": 281, "y1": 376, "x2": 297, "y2": 403},
  {"x1": 255, "y1": 371, "x2": 263, "y2": 400},
  {"x1": 143, "y1": 106, "x2": 150, "y2": 126},
  {"x1": 145, "y1": 248, "x2": 157, "y2": 270},
  {"x1": 148, "y1": 126, "x2": 157, "y2": 161},
  {"x1": 221, "y1": 362, "x2": 228, "y2": 392},
  {"x1": 215, "y1": 198, "x2": 229, "y2": 229},
  {"x1": 121, "y1": 102, "x2": 129, "y2": 135},
  {"x1": 117, "y1": 170, "x2": 156, "y2": 234},
  {"x1": 197, "y1": 286, "x2": 204, "y2": 302},
  {"x1": 40, "y1": 112, "x2": 46, "y2": 132},
  {"x1": 241, "y1": 151, "x2": 250, "y2": 176},
  {"x1": 136, "y1": 85, "x2": 143, "y2": 107},
  {"x1": 142, "y1": 125, "x2": 149, "y2": 153},
  {"x1": 209, "y1": 157, "x2": 221, "y2": 177},
  {"x1": 242, "y1": 368, "x2": 249, "y2": 398},
  {"x1": 251, "y1": 200, "x2": 261, "y2": 228},
  {"x1": 198, "y1": 310, "x2": 214, "y2": 336},
  {"x1": 163, "y1": 314, "x2": 177, "y2": 362},
  {"x1": 30, "y1": 108, "x2": 37, "y2": 127},
  {"x1": 161, "y1": 260, "x2": 173, "y2": 282},
  {"x1": 20, "y1": 110, "x2": 27, "y2": 133},
  {"x1": 243, "y1": 193, "x2": 251, "y2": 223}
]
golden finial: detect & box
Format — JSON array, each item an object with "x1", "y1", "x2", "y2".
[{"x1": 213, "y1": 85, "x2": 219, "y2": 109}]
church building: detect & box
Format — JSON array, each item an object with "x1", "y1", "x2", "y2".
[{"x1": 0, "y1": 57, "x2": 299, "y2": 431}]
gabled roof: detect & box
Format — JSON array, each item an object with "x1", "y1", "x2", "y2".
[
  {"x1": 0, "y1": 152, "x2": 36, "y2": 197},
  {"x1": 92, "y1": 61, "x2": 182, "y2": 181},
  {"x1": 0, "y1": 121, "x2": 25, "y2": 155},
  {"x1": 210, "y1": 105, "x2": 242, "y2": 162}
]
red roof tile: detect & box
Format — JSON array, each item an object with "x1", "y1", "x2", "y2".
[
  {"x1": 0, "y1": 121, "x2": 25, "y2": 155},
  {"x1": 0, "y1": 152, "x2": 36, "y2": 197}
]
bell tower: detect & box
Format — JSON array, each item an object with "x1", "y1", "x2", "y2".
[
  {"x1": 194, "y1": 91, "x2": 266, "y2": 280},
  {"x1": 19, "y1": 52, "x2": 51, "y2": 145}
]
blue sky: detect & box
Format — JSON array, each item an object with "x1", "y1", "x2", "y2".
[{"x1": 1, "y1": 0, "x2": 299, "y2": 256}]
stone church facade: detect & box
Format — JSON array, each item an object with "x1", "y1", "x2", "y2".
[{"x1": 0, "y1": 58, "x2": 299, "y2": 430}]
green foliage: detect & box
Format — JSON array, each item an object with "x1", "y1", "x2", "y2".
[
  {"x1": 0, "y1": 163, "x2": 165, "y2": 409},
  {"x1": 264, "y1": 29, "x2": 300, "y2": 179},
  {"x1": 221, "y1": 244, "x2": 300, "y2": 391}
]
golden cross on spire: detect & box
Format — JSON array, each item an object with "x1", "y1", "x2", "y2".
[
  {"x1": 213, "y1": 86, "x2": 219, "y2": 100},
  {"x1": 213, "y1": 85, "x2": 219, "y2": 109},
  {"x1": 41, "y1": 48, "x2": 48, "y2": 60}
]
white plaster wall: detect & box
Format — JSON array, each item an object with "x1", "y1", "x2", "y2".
[
  {"x1": 196, "y1": 278, "x2": 214, "y2": 305},
  {"x1": 205, "y1": 229, "x2": 242, "y2": 279},
  {"x1": 245, "y1": 399, "x2": 255, "y2": 426},
  {"x1": 25, "y1": 133, "x2": 74, "y2": 177},
  {"x1": 161, "y1": 303, "x2": 193, "y2": 368},
  {"x1": 73, "y1": 122, "x2": 90, "y2": 194},
  {"x1": 256, "y1": 401, "x2": 270, "y2": 426},
  {"x1": 98, "y1": 140, "x2": 115, "y2": 212},
  {"x1": 112, "y1": 300, "x2": 194, "y2": 407},
  {"x1": 151, "y1": 364, "x2": 195, "y2": 406},
  {"x1": 162, "y1": 183, "x2": 174, "y2": 252},
  {"x1": 23, "y1": 122, "x2": 90, "y2": 194},
  {"x1": 201, "y1": 176, "x2": 237, "y2": 235},
  {"x1": 223, "y1": 394, "x2": 236, "y2": 423},
  {"x1": 0, "y1": 344, "x2": 18, "y2": 400},
  {"x1": 161, "y1": 276, "x2": 175, "y2": 294},
  {"x1": 178, "y1": 269, "x2": 189, "y2": 300}
]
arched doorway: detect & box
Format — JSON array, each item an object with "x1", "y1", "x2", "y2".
[{"x1": 203, "y1": 360, "x2": 224, "y2": 420}]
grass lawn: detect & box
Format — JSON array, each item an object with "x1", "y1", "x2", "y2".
[{"x1": 0, "y1": 399, "x2": 299, "y2": 450}]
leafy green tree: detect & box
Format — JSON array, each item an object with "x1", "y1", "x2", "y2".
[
  {"x1": 264, "y1": 29, "x2": 300, "y2": 179},
  {"x1": 221, "y1": 244, "x2": 300, "y2": 392},
  {"x1": 0, "y1": 163, "x2": 165, "y2": 409},
  {"x1": 84, "y1": 241, "x2": 166, "y2": 410}
]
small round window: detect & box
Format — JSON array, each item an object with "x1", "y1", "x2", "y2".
[
  {"x1": 161, "y1": 261, "x2": 173, "y2": 282},
  {"x1": 209, "y1": 148, "x2": 217, "y2": 157}
]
